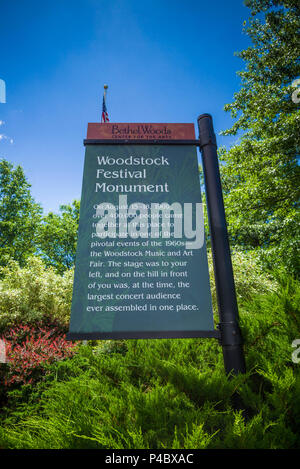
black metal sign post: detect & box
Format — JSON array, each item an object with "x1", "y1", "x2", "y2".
[{"x1": 197, "y1": 114, "x2": 246, "y2": 375}]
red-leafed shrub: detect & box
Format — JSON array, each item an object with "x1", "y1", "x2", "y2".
[{"x1": 0, "y1": 324, "x2": 78, "y2": 387}]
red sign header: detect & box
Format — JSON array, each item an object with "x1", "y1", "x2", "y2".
[{"x1": 87, "y1": 123, "x2": 195, "y2": 140}]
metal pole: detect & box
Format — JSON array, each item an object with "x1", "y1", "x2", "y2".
[{"x1": 197, "y1": 114, "x2": 246, "y2": 375}]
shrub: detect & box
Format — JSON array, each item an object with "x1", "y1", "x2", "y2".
[
  {"x1": 0, "y1": 251, "x2": 276, "y2": 333},
  {"x1": 0, "y1": 274, "x2": 299, "y2": 449},
  {"x1": 0, "y1": 323, "x2": 78, "y2": 388},
  {"x1": 0, "y1": 257, "x2": 73, "y2": 331},
  {"x1": 208, "y1": 249, "x2": 276, "y2": 312},
  {"x1": 0, "y1": 254, "x2": 298, "y2": 449}
]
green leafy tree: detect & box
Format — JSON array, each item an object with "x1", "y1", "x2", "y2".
[
  {"x1": 38, "y1": 200, "x2": 79, "y2": 273},
  {"x1": 0, "y1": 256, "x2": 73, "y2": 330},
  {"x1": 220, "y1": 0, "x2": 300, "y2": 276},
  {"x1": 0, "y1": 159, "x2": 42, "y2": 268}
]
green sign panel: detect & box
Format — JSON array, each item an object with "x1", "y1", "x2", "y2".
[{"x1": 67, "y1": 143, "x2": 215, "y2": 339}]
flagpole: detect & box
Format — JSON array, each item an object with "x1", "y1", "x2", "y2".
[
  {"x1": 101, "y1": 84, "x2": 109, "y2": 123},
  {"x1": 103, "y1": 84, "x2": 108, "y2": 101}
]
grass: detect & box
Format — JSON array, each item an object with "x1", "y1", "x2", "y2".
[{"x1": 0, "y1": 272, "x2": 299, "y2": 449}]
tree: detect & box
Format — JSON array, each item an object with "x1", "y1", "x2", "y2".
[
  {"x1": 38, "y1": 200, "x2": 79, "y2": 274},
  {"x1": 0, "y1": 159, "x2": 42, "y2": 268},
  {"x1": 220, "y1": 0, "x2": 300, "y2": 276}
]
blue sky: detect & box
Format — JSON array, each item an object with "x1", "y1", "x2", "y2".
[{"x1": 0, "y1": 0, "x2": 251, "y2": 213}]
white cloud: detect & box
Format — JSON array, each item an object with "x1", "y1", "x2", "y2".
[{"x1": 0, "y1": 133, "x2": 14, "y2": 144}]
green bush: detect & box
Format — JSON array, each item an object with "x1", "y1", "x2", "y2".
[
  {"x1": 0, "y1": 250, "x2": 293, "y2": 351},
  {"x1": 208, "y1": 249, "x2": 277, "y2": 312},
  {"x1": 0, "y1": 253, "x2": 298, "y2": 449},
  {"x1": 0, "y1": 273, "x2": 299, "y2": 449},
  {"x1": 0, "y1": 250, "x2": 274, "y2": 333},
  {"x1": 0, "y1": 257, "x2": 73, "y2": 331}
]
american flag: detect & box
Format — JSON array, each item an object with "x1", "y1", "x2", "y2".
[{"x1": 101, "y1": 95, "x2": 109, "y2": 123}]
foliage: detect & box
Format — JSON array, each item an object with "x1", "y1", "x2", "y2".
[
  {"x1": 0, "y1": 1, "x2": 298, "y2": 450},
  {"x1": 0, "y1": 3, "x2": 299, "y2": 443},
  {"x1": 0, "y1": 324, "x2": 77, "y2": 389},
  {"x1": 0, "y1": 257, "x2": 73, "y2": 331},
  {"x1": 37, "y1": 200, "x2": 80, "y2": 274},
  {"x1": 208, "y1": 248, "x2": 276, "y2": 313},
  {"x1": 0, "y1": 249, "x2": 273, "y2": 333},
  {"x1": 0, "y1": 159, "x2": 42, "y2": 268},
  {"x1": 0, "y1": 273, "x2": 299, "y2": 449},
  {"x1": 219, "y1": 0, "x2": 300, "y2": 276}
]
